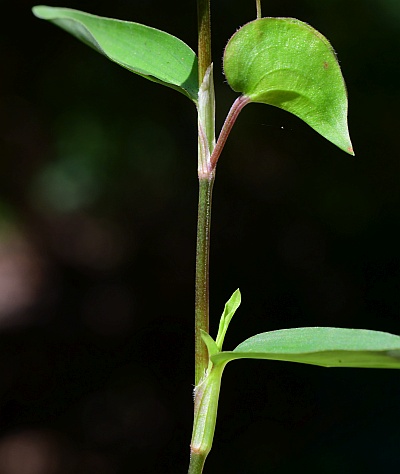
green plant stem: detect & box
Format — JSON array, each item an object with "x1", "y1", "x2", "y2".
[
  {"x1": 189, "y1": 362, "x2": 225, "y2": 474},
  {"x1": 197, "y1": 0, "x2": 212, "y2": 83},
  {"x1": 196, "y1": 0, "x2": 214, "y2": 386},
  {"x1": 195, "y1": 175, "x2": 215, "y2": 386},
  {"x1": 256, "y1": 0, "x2": 262, "y2": 19},
  {"x1": 188, "y1": 452, "x2": 206, "y2": 474},
  {"x1": 192, "y1": 3, "x2": 215, "y2": 473}
]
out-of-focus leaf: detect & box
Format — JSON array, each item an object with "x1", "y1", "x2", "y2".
[
  {"x1": 32, "y1": 5, "x2": 198, "y2": 101},
  {"x1": 224, "y1": 18, "x2": 354, "y2": 154}
]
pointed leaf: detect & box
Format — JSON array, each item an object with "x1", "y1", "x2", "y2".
[
  {"x1": 211, "y1": 327, "x2": 400, "y2": 368},
  {"x1": 32, "y1": 5, "x2": 198, "y2": 101},
  {"x1": 223, "y1": 18, "x2": 354, "y2": 154},
  {"x1": 201, "y1": 330, "x2": 220, "y2": 358},
  {"x1": 215, "y1": 289, "x2": 241, "y2": 350}
]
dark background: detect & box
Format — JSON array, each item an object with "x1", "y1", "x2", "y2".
[{"x1": 0, "y1": 0, "x2": 399, "y2": 473}]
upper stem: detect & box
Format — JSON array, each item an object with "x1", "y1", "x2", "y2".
[
  {"x1": 256, "y1": 0, "x2": 262, "y2": 19},
  {"x1": 197, "y1": 0, "x2": 212, "y2": 84}
]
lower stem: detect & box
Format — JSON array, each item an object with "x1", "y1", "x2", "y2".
[
  {"x1": 189, "y1": 362, "x2": 225, "y2": 474},
  {"x1": 195, "y1": 174, "x2": 215, "y2": 386},
  {"x1": 188, "y1": 452, "x2": 206, "y2": 474}
]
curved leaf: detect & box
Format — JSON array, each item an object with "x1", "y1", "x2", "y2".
[
  {"x1": 201, "y1": 330, "x2": 219, "y2": 358},
  {"x1": 223, "y1": 18, "x2": 354, "y2": 154},
  {"x1": 215, "y1": 289, "x2": 241, "y2": 350},
  {"x1": 32, "y1": 5, "x2": 198, "y2": 102},
  {"x1": 211, "y1": 327, "x2": 400, "y2": 368}
]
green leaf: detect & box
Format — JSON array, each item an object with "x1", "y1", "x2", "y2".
[
  {"x1": 215, "y1": 289, "x2": 241, "y2": 350},
  {"x1": 201, "y1": 330, "x2": 220, "y2": 358},
  {"x1": 32, "y1": 5, "x2": 198, "y2": 102},
  {"x1": 223, "y1": 18, "x2": 354, "y2": 154},
  {"x1": 211, "y1": 327, "x2": 400, "y2": 368}
]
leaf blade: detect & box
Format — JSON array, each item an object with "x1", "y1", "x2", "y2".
[
  {"x1": 211, "y1": 327, "x2": 400, "y2": 368},
  {"x1": 215, "y1": 289, "x2": 241, "y2": 350},
  {"x1": 223, "y1": 18, "x2": 354, "y2": 154},
  {"x1": 32, "y1": 5, "x2": 198, "y2": 101},
  {"x1": 201, "y1": 330, "x2": 220, "y2": 358}
]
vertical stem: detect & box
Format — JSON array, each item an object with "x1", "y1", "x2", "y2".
[
  {"x1": 195, "y1": 95, "x2": 248, "y2": 386},
  {"x1": 256, "y1": 0, "x2": 262, "y2": 19},
  {"x1": 191, "y1": 3, "x2": 215, "y2": 473},
  {"x1": 195, "y1": 174, "x2": 214, "y2": 386},
  {"x1": 189, "y1": 362, "x2": 225, "y2": 474},
  {"x1": 188, "y1": 452, "x2": 206, "y2": 474},
  {"x1": 196, "y1": 0, "x2": 214, "y2": 386},
  {"x1": 197, "y1": 0, "x2": 212, "y2": 83}
]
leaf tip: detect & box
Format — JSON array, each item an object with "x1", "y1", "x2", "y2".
[
  {"x1": 347, "y1": 145, "x2": 355, "y2": 156},
  {"x1": 233, "y1": 288, "x2": 241, "y2": 301},
  {"x1": 32, "y1": 5, "x2": 51, "y2": 19},
  {"x1": 201, "y1": 330, "x2": 219, "y2": 358}
]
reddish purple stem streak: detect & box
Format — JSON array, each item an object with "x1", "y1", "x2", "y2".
[{"x1": 210, "y1": 95, "x2": 251, "y2": 171}]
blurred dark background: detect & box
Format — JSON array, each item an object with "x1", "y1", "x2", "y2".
[{"x1": 0, "y1": 0, "x2": 399, "y2": 473}]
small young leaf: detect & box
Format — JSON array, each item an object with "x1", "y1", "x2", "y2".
[
  {"x1": 32, "y1": 5, "x2": 198, "y2": 102},
  {"x1": 211, "y1": 327, "x2": 400, "y2": 368},
  {"x1": 201, "y1": 330, "x2": 220, "y2": 358},
  {"x1": 223, "y1": 18, "x2": 354, "y2": 154},
  {"x1": 215, "y1": 289, "x2": 241, "y2": 351}
]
